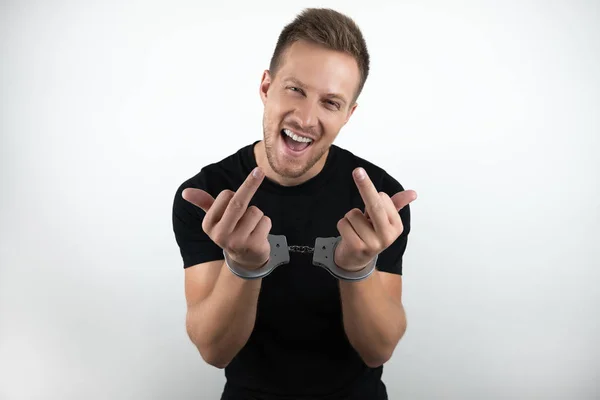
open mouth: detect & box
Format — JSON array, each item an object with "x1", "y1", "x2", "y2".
[{"x1": 280, "y1": 128, "x2": 313, "y2": 153}]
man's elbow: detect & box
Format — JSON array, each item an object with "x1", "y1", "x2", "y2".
[
  {"x1": 192, "y1": 342, "x2": 230, "y2": 369},
  {"x1": 186, "y1": 325, "x2": 230, "y2": 369},
  {"x1": 363, "y1": 349, "x2": 393, "y2": 368},
  {"x1": 363, "y1": 327, "x2": 407, "y2": 368},
  {"x1": 201, "y1": 351, "x2": 230, "y2": 369}
]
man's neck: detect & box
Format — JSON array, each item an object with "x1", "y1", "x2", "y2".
[{"x1": 253, "y1": 140, "x2": 328, "y2": 187}]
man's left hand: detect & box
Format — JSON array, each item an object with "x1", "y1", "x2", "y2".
[{"x1": 334, "y1": 168, "x2": 417, "y2": 272}]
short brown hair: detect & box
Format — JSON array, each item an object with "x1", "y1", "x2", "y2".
[{"x1": 269, "y1": 8, "x2": 370, "y2": 103}]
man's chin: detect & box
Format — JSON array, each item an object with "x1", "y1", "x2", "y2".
[{"x1": 272, "y1": 162, "x2": 308, "y2": 180}]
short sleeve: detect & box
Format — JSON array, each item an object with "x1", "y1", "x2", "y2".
[
  {"x1": 172, "y1": 170, "x2": 224, "y2": 268},
  {"x1": 374, "y1": 171, "x2": 411, "y2": 275}
]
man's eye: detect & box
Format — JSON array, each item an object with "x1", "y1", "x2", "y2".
[{"x1": 326, "y1": 100, "x2": 340, "y2": 109}]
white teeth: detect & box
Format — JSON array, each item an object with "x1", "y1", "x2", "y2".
[{"x1": 283, "y1": 129, "x2": 313, "y2": 143}]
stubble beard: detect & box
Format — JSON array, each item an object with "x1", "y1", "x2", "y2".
[{"x1": 263, "y1": 123, "x2": 326, "y2": 180}]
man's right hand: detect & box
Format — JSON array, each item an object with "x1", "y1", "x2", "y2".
[{"x1": 182, "y1": 167, "x2": 272, "y2": 271}]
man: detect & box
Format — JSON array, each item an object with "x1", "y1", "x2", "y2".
[{"x1": 172, "y1": 8, "x2": 417, "y2": 400}]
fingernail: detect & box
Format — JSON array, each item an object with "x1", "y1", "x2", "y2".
[
  {"x1": 253, "y1": 167, "x2": 263, "y2": 178},
  {"x1": 355, "y1": 168, "x2": 366, "y2": 180}
]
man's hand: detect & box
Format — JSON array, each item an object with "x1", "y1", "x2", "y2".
[
  {"x1": 334, "y1": 168, "x2": 417, "y2": 272},
  {"x1": 182, "y1": 167, "x2": 272, "y2": 270}
]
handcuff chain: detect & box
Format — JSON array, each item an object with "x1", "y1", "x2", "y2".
[{"x1": 288, "y1": 245, "x2": 314, "y2": 254}]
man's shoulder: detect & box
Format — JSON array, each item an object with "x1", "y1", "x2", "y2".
[
  {"x1": 194, "y1": 142, "x2": 253, "y2": 180},
  {"x1": 175, "y1": 142, "x2": 254, "y2": 195},
  {"x1": 332, "y1": 144, "x2": 404, "y2": 191}
]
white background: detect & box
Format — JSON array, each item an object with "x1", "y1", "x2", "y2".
[{"x1": 1, "y1": 0, "x2": 599, "y2": 399}]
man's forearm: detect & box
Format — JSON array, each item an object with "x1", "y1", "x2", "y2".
[
  {"x1": 338, "y1": 271, "x2": 406, "y2": 367},
  {"x1": 186, "y1": 261, "x2": 262, "y2": 368}
]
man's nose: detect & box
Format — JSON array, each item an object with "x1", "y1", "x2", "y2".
[{"x1": 294, "y1": 100, "x2": 318, "y2": 131}]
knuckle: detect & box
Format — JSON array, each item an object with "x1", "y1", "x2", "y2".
[
  {"x1": 260, "y1": 243, "x2": 271, "y2": 256},
  {"x1": 228, "y1": 237, "x2": 246, "y2": 253},
  {"x1": 201, "y1": 218, "x2": 211, "y2": 234},
  {"x1": 372, "y1": 199, "x2": 385, "y2": 212},
  {"x1": 261, "y1": 243, "x2": 272, "y2": 257},
  {"x1": 212, "y1": 231, "x2": 226, "y2": 247},
  {"x1": 355, "y1": 240, "x2": 368, "y2": 254},
  {"x1": 248, "y1": 236, "x2": 262, "y2": 250},
  {"x1": 263, "y1": 215, "x2": 272, "y2": 227},
  {"x1": 248, "y1": 206, "x2": 263, "y2": 218},
  {"x1": 217, "y1": 190, "x2": 234, "y2": 201},
  {"x1": 345, "y1": 209, "x2": 359, "y2": 219},
  {"x1": 229, "y1": 198, "x2": 245, "y2": 210}
]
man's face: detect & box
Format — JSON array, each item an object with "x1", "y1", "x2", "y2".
[{"x1": 259, "y1": 40, "x2": 360, "y2": 181}]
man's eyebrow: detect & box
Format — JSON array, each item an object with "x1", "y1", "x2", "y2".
[
  {"x1": 283, "y1": 77, "x2": 348, "y2": 105},
  {"x1": 283, "y1": 77, "x2": 308, "y2": 88}
]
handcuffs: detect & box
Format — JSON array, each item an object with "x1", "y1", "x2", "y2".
[{"x1": 223, "y1": 234, "x2": 378, "y2": 282}]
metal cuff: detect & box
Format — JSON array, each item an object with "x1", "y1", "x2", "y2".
[
  {"x1": 224, "y1": 234, "x2": 290, "y2": 280},
  {"x1": 224, "y1": 235, "x2": 378, "y2": 282},
  {"x1": 312, "y1": 237, "x2": 378, "y2": 282}
]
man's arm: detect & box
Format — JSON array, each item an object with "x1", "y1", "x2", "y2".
[
  {"x1": 179, "y1": 167, "x2": 273, "y2": 369},
  {"x1": 185, "y1": 259, "x2": 262, "y2": 369},
  {"x1": 333, "y1": 167, "x2": 415, "y2": 368},
  {"x1": 338, "y1": 270, "x2": 406, "y2": 368}
]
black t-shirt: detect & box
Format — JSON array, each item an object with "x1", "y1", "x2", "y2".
[{"x1": 172, "y1": 141, "x2": 411, "y2": 400}]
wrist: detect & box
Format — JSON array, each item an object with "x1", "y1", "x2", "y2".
[
  {"x1": 312, "y1": 237, "x2": 377, "y2": 282},
  {"x1": 226, "y1": 252, "x2": 269, "y2": 271},
  {"x1": 224, "y1": 235, "x2": 290, "y2": 280}
]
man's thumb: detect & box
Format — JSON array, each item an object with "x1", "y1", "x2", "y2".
[
  {"x1": 182, "y1": 188, "x2": 214, "y2": 213},
  {"x1": 391, "y1": 190, "x2": 417, "y2": 211}
]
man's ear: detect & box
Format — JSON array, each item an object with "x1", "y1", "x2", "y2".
[
  {"x1": 259, "y1": 70, "x2": 272, "y2": 105},
  {"x1": 344, "y1": 102, "x2": 358, "y2": 125}
]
